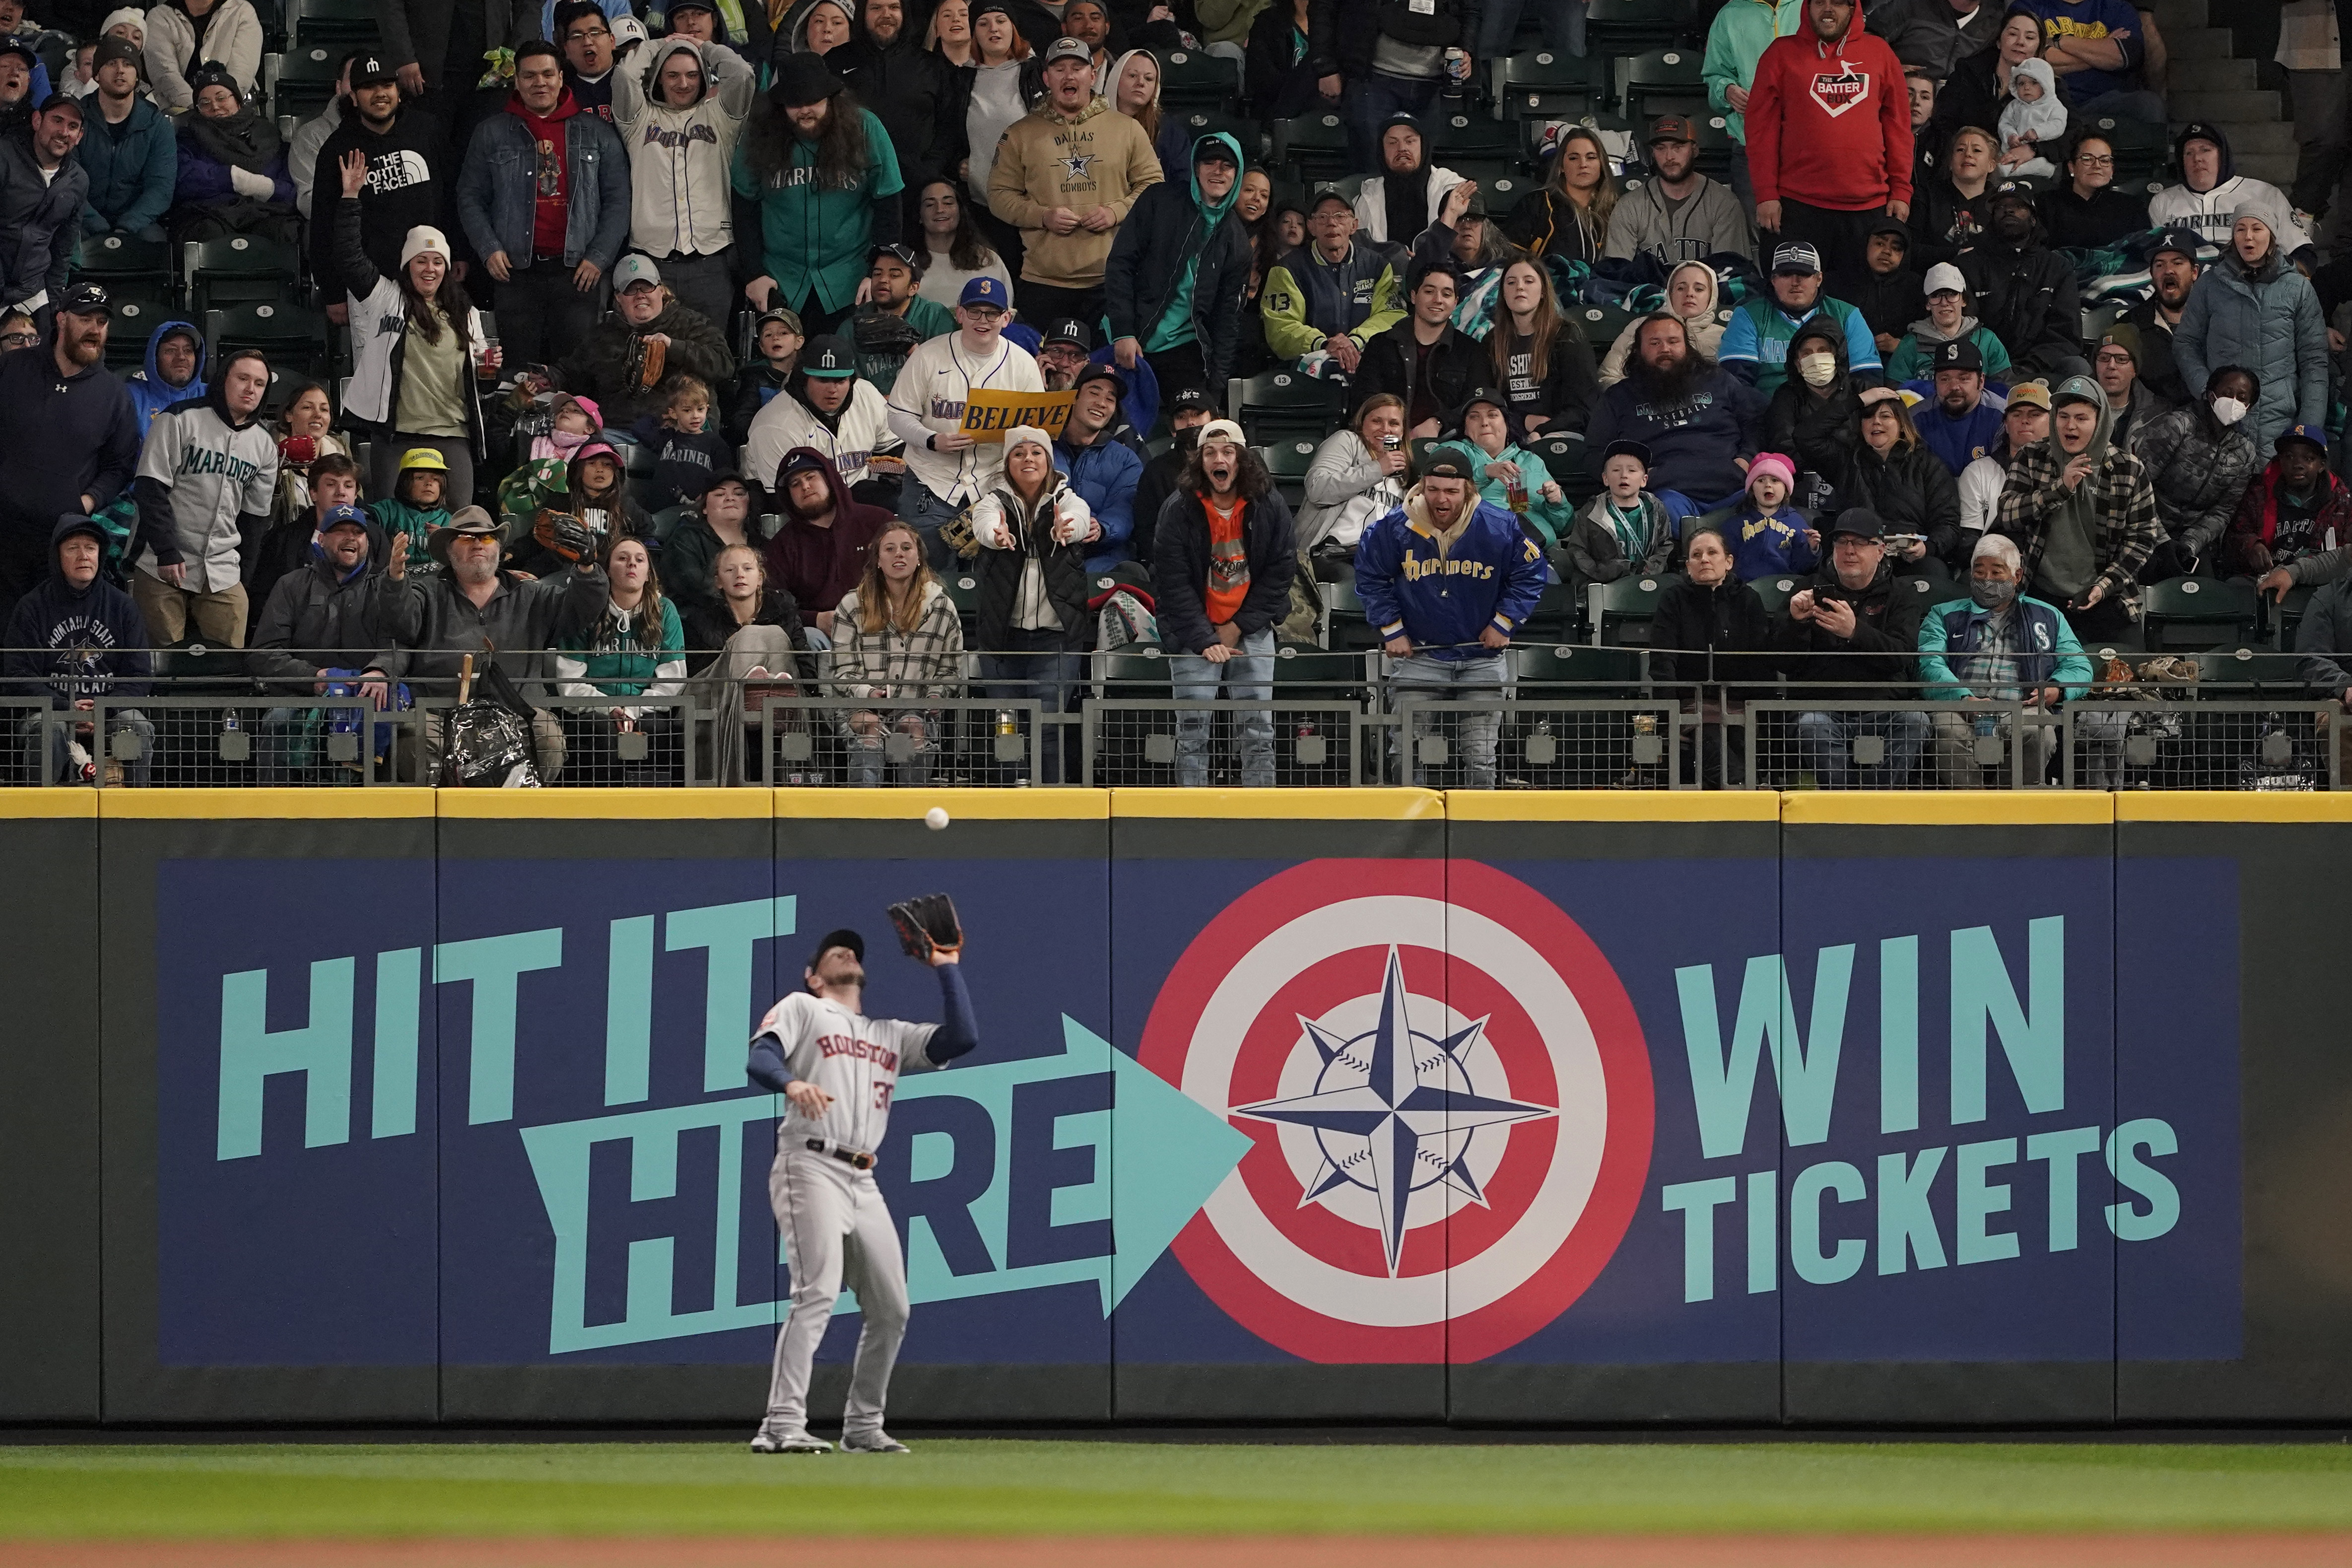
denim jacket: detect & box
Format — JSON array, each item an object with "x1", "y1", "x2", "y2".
[{"x1": 455, "y1": 105, "x2": 631, "y2": 274}]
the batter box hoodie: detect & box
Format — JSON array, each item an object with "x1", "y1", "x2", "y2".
[{"x1": 1745, "y1": 4, "x2": 1913, "y2": 213}]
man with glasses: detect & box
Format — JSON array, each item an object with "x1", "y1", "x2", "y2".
[
  {"x1": 883, "y1": 274, "x2": 1043, "y2": 567},
  {"x1": 1261, "y1": 190, "x2": 1405, "y2": 377},
  {"x1": 0, "y1": 308, "x2": 36, "y2": 349},
  {"x1": 556, "y1": 0, "x2": 621, "y2": 121},
  {"x1": 2093, "y1": 323, "x2": 2171, "y2": 453}
]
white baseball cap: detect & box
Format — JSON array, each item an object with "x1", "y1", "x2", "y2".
[
  {"x1": 1198, "y1": 417, "x2": 1245, "y2": 448},
  {"x1": 1923, "y1": 261, "x2": 1967, "y2": 298}
]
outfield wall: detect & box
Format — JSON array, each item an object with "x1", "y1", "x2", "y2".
[{"x1": 3, "y1": 788, "x2": 2348, "y2": 1427}]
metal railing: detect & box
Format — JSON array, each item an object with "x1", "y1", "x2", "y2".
[{"x1": 3, "y1": 645, "x2": 2343, "y2": 790}]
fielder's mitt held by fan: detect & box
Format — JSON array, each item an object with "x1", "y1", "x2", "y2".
[{"x1": 887, "y1": 893, "x2": 964, "y2": 961}]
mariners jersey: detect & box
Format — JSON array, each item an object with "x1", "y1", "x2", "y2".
[
  {"x1": 752, "y1": 992, "x2": 942, "y2": 1154},
  {"x1": 885, "y1": 333, "x2": 1041, "y2": 505}
]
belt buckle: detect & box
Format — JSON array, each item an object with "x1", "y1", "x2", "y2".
[{"x1": 847, "y1": 1150, "x2": 875, "y2": 1171}]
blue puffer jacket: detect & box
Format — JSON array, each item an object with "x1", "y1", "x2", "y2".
[
  {"x1": 1917, "y1": 593, "x2": 2093, "y2": 701},
  {"x1": 2175, "y1": 246, "x2": 2329, "y2": 457},
  {"x1": 1355, "y1": 488, "x2": 1547, "y2": 661},
  {"x1": 76, "y1": 96, "x2": 176, "y2": 237},
  {"x1": 1055, "y1": 428, "x2": 1144, "y2": 574}
]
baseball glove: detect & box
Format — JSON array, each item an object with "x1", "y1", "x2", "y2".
[
  {"x1": 887, "y1": 892, "x2": 964, "y2": 960},
  {"x1": 533, "y1": 509, "x2": 597, "y2": 564}
]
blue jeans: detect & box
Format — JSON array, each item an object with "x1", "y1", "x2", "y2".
[
  {"x1": 1478, "y1": 0, "x2": 1583, "y2": 57},
  {"x1": 1389, "y1": 651, "x2": 1509, "y2": 787},
  {"x1": 1344, "y1": 74, "x2": 1445, "y2": 181},
  {"x1": 1168, "y1": 627, "x2": 1277, "y2": 788},
  {"x1": 980, "y1": 627, "x2": 1082, "y2": 783},
  {"x1": 901, "y1": 482, "x2": 971, "y2": 573},
  {"x1": 1795, "y1": 708, "x2": 1928, "y2": 787}
]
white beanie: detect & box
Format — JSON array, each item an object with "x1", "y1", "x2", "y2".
[
  {"x1": 399, "y1": 226, "x2": 453, "y2": 270},
  {"x1": 99, "y1": 6, "x2": 143, "y2": 34},
  {"x1": 1003, "y1": 424, "x2": 1055, "y2": 456}
]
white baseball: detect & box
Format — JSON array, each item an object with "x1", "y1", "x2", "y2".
[{"x1": 925, "y1": 807, "x2": 950, "y2": 830}]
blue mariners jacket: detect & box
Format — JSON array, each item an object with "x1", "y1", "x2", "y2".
[{"x1": 1354, "y1": 490, "x2": 1548, "y2": 662}]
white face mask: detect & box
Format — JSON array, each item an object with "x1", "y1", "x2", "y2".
[
  {"x1": 2210, "y1": 396, "x2": 2248, "y2": 426},
  {"x1": 1796, "y1": 351, "x2": 1837, "y2": 388}
]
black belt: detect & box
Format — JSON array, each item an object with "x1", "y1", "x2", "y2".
[{"x1": 807, "y1": 1139, "x2": 875, "y2": 1170}]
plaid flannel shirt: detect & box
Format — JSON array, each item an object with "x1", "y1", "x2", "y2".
[
  {"x1": 1992, "y1": 443, "x2": 2164, "y2": 604},
  {"x1": 828, "y1": 585, "x2": 967, "y2": 703}
]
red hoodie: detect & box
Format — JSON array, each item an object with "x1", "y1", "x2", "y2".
[
  {"x1": 1745, "y1": 7, "x2": 1913, "y2": 212},
  {"x1": 511, "y1": 88, "x2": 581, "y2": 263}
]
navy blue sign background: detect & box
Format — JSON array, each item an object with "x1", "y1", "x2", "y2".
[{"x1": 82, "y1": 802, "x2": 2267, "y2": 1427}]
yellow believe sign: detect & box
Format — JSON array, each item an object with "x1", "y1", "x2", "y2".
[{"x1": 958, "y1": 387, "x2": 1077, "y2": 440}]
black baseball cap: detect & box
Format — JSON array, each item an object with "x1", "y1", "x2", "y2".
[
  {"x1": 1044, "y1": 317, "x2": 1092, "y2": 350},
  {"x1": 868, "y1": 241, "x2": 923, "y2": 274},
  {"x1": 0, "y1": 38, "x2": 37, "y2": 68},
  {"x1": 1308, "y1": 187, "x2": 1354, "y2": 214},
  {"x1": 1602, "y1": 439, "x2": 1651, "y2": 468},
  {"x1": 808, "y1": 928, "x2": 865, "y2": 969},
  {"x1": 1168, "y1": 387, "x2": 1214, "y2": 415},
  {"x1": 802, "y1": 335, "x2": 856, "y2": 378},
  {"x1": 351, "y1": 54, "x2": 398, "y2": 85},
  {"x1": 58, "y1": 281, "x2": 110, "y2": 316},
  {"x1": 1827, "y1": 507, "x2": 1885, "y2": 540},
  {"x1": 1420, "y1": 452, "x2": 1474, "y2": 481},
  {"x1": 1933, "y1": 338, "x2": 1984, "y2": 373},
  {"x1": 1865, "y1": 216, "x2": 1910, "y2": 244},
  {"x1": 36, "y1": 90, "x2": 82, "y2": 118},
  {"x1": 2150, "y1": 226, "x2": 2203, "y2": 264},
  {"x1": 1072, "y1": 360, "x2": 1124, "y2": 397}
]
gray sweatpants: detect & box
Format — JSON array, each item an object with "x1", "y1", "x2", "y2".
[{"x1": 762, "y1": 1144, "x2": 911, "y2": 1438}]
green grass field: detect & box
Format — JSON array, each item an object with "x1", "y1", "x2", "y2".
[{"x1": 3, "y1": 1440, "x2": 2351, "y2": 1539}]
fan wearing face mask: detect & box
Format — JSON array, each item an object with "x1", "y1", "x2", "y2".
[
  {"x1": 1916, "y1": 530, "x2": 2092, "y2": 786},
  {"x1": 1764, "y1": 322, "x2": 1859, "y2": 516},
  {"x1": 2130, "y1": 364, "x2": 2260, "y2": 576}
]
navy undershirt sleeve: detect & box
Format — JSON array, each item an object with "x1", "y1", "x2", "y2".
[
  {"x1": 747, "y1": 1033, "x2": 795, "y2": 1094},
  {"x1": 927, "y1": 963, "x2": 979, "y2": 1063}
]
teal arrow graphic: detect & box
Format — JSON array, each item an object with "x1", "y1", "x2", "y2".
[
  {"x1": 520, "y1": 1015, "x2": 1250, "y2": 1353},
  {"x1": 896, "y1": 1015, "x2": 1254, "y2": 1316}
]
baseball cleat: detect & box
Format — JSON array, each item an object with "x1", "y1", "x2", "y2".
[
  {"x1": 840, "y1": 1431, "x2": 911, "y2": 1453},
  {"x1": 749, "y1": 1427, "x2": 832, "y2": 1454}
]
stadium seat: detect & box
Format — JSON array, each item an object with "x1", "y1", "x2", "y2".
[
  {"x1": 1573, "y1": 303, "x2": 1634, "y2": 361},
  {"x1": 2266, "y1": 583, "x2": 2316, "y2": 649},
  {"x1": 1520, "y1": 580, "x2": 1580, "y2": 641},
  {"x1": 1172, "y1": 108, "x2": 1259, "y2": 162},
  {"x1": 104, "y1": 290, "x2": 175, "y2": 370},
  {"x1": 1431, "y1": 108, "x2": 1518, "y2": 163},
  {"x1": 1616, "y1": 46, "x2": 1707, "y2": 124},
  {"x1": 1687, "y1": 114, "x2": 1738, "y2": 178},
  {"x1": 289, "y1": 0, "x2": 380, "y2": 48},
  {"x1": 1493, "y1": 47, "x2": 1596, "y2": 95},
  {"x1": 941, "y1": 570, "x2": 981, "y2": 620},
  {"x1": 2144, "y1": 576, "x2": 2260, "y2": 652},
  {"x1": 2081, "y1": 299, "x2": 2126, "y2": 348},
  {"x1": 1584, "y1": 0, "x2": 1683, "y2": 58},
  {"x1": 1158, "y1": 47, "x2": 1240, "y2": 112},
  {"x1": 1479, "y1": 169, "x2": 1535, "y2": 207},
  {"x1": 2087, "y1": 115, "x2": 2169, "y2": 184},
  {"x1": 1515, "y1": 640, "x2": 1645, "y2": 691},
  {"x1": 264, "y1": 46, "x2": 343, "y2": 119},
  {"x1": 1528, "y1": 432, "x2": 1593, "y2": 502},
  {"x1": 1747, "y1": 574, "x2": 1802, "y2": 616},
  {"x1": 2199, "y1": 647, "x2": 2303, "y2": 692},
  {"x1": 1273, "y1": 111, "x2": 1352, "y2": 185},
  {"x1": 1590, "y1": 573, "x2": 1668, "y2": 645},
  {"x1": 1894, "y1": 558, "x2": 1957, "y2": 601},
  {"x1": 1323, "y1": 578, "x2": 1385, "y2": 653},
  {"x1": 1273, "y1": 641, "x2": 1364, "y2": 702},
  {"x1": 73, "y1": 232, "x2": 174, "y2": 297},
  {"x1": 203, "y1": 302, "x2": 332, "y2": 379},
  {"x1": 185, "y1": 235, "x2": 303, "y2": 316},
  {"x1": 1232, "y1": 368, "x2": 1347, "y2": 445},
  {"x1": 1261, "y1": 436, "x2": 1320, "y2": 511},
  {"x1": 1504, "y1": 89, "x2": 1600, "y2": 162},
  {"x1": 1096, "y1": 643, "x2": 1171, "y2": 692}
]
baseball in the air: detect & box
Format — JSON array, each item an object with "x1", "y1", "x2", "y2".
[{"x1": 925, "y1": 807, "x2": 950, "y2": 831}]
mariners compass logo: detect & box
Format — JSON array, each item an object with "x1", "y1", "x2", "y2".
[{"x1": 1140, "y1": 860, "x2": 1654, "y2": 1362}]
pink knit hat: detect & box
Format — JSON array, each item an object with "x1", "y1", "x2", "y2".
[{"x1": 1747, "y1": 452, "x2": 1797, "y2": 493}]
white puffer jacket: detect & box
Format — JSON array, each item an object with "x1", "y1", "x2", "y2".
[{"x1": 143, "y1": 0, "x2": 263, "y2": 113}]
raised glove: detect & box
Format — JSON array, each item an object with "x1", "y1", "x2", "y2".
[
  {"x1": 886, "y1": 892, "x2": 963, "y2": 961},
  {"x1": 533, "y1": 509, "x2": 596, "y2": 564}
]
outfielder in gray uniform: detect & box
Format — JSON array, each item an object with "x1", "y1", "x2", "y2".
[{"x1": 744, "y1": 923, "x2": 978, "y2": 1454}]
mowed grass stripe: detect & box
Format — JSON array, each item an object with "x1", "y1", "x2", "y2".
[{"x1": 4, "y1": 1442, "x2": 2352, "y2": 1539}]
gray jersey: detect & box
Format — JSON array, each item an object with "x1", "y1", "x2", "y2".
[{"x1": 752, "y1": 991, "x2": 941, "y2": 1154}]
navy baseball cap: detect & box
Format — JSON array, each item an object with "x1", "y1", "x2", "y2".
[
  {"x1": 2151, "y1": 226, "x2": 2204, "y2": 264},
  {"x1": 958, "y1": 275, "x2": 1009, "y2": 309},
  {"x1": 1602, "y1": 439, "x2": 1651, "y2": 468},
  {"x1": 2280, "y1": 423, "x2": 2329, "y2": 455},
  {"x1": 801, "y1": 335, "x2": 856, "y2": 378},
  {"x1": 320, "y1": 503, "x2": 369, "y2": 531},
  {"x1": 808, "y1": 928, "x2": 865, "y2": 969},
  {"x1": 1072, "y1": 360, "x2": 1124, "y2": 397}
]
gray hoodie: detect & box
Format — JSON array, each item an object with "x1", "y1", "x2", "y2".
[{"x1": 610, "y1": 38, "x2": 756, "y2": 258}]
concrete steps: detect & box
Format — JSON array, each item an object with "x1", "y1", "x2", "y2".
[{"x1": 2143, "y1": 0, "x2": 2298, "y2": 197}]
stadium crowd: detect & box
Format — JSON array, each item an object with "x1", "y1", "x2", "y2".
[{"x1": 2, "y1": 0, "x2": 2352, "y2": 786}]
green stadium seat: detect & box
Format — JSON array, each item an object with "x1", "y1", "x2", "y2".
[
  {"x1": 1233, "y1": 368, "x2": 1347, "y2": 444},
  {"x1": 1273, "y1": 110, "x2": 1351, "y2": 185},
  {"x1": 2145, "y1": 576, "x2": 2260, "y2": 652},
  {"x1": 1479, "y1": 168, "x2": 1536, "y2": 208},
  {"x1": 264, "y1": 45, "x2": 343, "y2": 119},
  {"x1": 1504, "y1": 89, "x2": 1600, "y2": 162},
  {"x1": 1273, "y1": 640, "x2": 1364, "y2": 700},
  {"x1": 1158, "y1": 47, "x2": 1240, "y2": 111},
  {"x1": 289, "y1": 0, "x2": 380, "y2": 48},
  {"x1": 73, "y1": 231, "x2": 174, "y2": 295},
  {"x1": 1430, "y1": 107, "x2": 1518, "y2": 163},
  {"x1": 1688, "y1": 113, "x2": 1738, "y2": 177},
  {"x1": 1171, "y1": 108, "x2": 1259, "y2": 163},
  {"x1": 185, "y1": 235, "x2": 303, "y2": 316},
  {"x1": 1323, "y1": 578, "x2": 1385, "y2": 654},
  {"x1": 2086, "y1": 114, "x2": 2169, "y2": 184},
  {"x1": 1515, "y1": 641, "x2": 1645, "y2": 687},
  {"x1": 941, "y1": 570, "x2": 981, "y2": 619},
  {"x1": 2267, "y1": 583, "x2": 2316, "y2": 649},
  {"x1": 1096, "y1": 643, "x2": 1171, "y2": 691},
  {"x1": 1590, "y1": 572, "x2": 1669, "y2": 645},
  {"x1": 1261, "y1": 436, "x2": 1320, "y2": 511},
  {"x1": 1494, "y1": 47, "x2": 1596, "y2": 94},
  {"x1": 2199, "y1": 647, "x2": 2303, "y2": 691},
  {"x1": 104, "y1": 290, "x2": 176, "y2": 370},
  {"x1": 1747, "y1": 573, "x2": 1802, "y2": 617},
  {"x1": 204, "y1": 302, "x2": 332, "y2": 379},
  {"x1": 1616, "y1": 46, "x2": 1707, "y2": 124},
  {"x1": 1586, "y1": 0, "x2": 1682, "y2": 57}
]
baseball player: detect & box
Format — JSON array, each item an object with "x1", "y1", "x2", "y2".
[{"x1": 746, "y1": 903, "x2": 977, "y2": 1454}]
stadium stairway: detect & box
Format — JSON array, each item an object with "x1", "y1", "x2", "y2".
[{"x1": 2154, "y1": 0, "x2": 2295, "y2": 187}]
